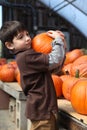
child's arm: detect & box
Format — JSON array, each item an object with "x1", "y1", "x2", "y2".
[{"x1": 47, "y1": 30, "x2": 66, "y2": 69}]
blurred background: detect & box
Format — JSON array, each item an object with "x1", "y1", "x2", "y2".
[{"x1": 0, "y1": 0, "x2": 87, "y2": 59}]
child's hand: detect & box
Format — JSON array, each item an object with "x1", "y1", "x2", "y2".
[
  {"x1": 46, "y1": 30, "x2": 64, "y2": 40},
  {"x1": 47, "y1": 30, "x2": 67, "y2": 50}
]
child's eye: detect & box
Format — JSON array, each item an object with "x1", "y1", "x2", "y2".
[
  {"x1": 16, "y1": 31, "x2": 30, "y2": 39},
  {"x1": 18, "y1": 34, "x2": 23, "y2": 39},
  {"x1": 26, "y1": 32, "x2": 29, "y2": 36},
  {"x1": 16, "y1": 34, "x2": 24, "y2": 39}
]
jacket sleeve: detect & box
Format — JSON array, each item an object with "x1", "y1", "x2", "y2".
[{"x1": 48, "y1": 37, "x2": 65, "y2": 69}]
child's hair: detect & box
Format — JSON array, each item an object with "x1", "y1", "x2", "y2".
[{"x1": 0, "y1": 20, "x2": 26, "y2": 44}]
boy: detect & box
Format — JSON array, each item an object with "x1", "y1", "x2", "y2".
[{"x1": 0, "y1": 21, "x2": 66, "y2": 130}]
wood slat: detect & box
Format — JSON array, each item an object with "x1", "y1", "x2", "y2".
[{"x1": 58, "y1": 99, "x2": 87, "y2": 130}]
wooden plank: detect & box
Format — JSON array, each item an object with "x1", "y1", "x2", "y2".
[
  {"x1": 58, "y1": 109, "x2": 87, "y2": 130},
  {"x1": 58, "y1": 99, "x2": 87, "y2": 130},
  {"x1": 5, "y1": 82, "x2": 22, "y2": 91}
]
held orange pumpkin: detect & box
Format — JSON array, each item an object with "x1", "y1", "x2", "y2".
[
  {"x1": 32, "y1": 32, "x2": 53, "y2": 54},
  {"x1": 71, "y1": 79, "x2": 87, "y2": 115},
  {"x1": 52, "y1": 74, "x2": 63, "y2": 97}
]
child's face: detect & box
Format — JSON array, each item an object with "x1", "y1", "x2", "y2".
[{"x1": 12, "y1": 30, "x2": 31, "y2": 50}]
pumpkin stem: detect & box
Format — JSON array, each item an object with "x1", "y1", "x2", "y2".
[
  {"x1": 65, "y1": 70, "x2": 70, "y2": 75},
  {"x1": 75, "y1": 69, "x2": 79, "y2": 78}
]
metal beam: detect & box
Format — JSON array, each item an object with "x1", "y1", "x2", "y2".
[{"x1": 64, "y1": 0, "x2": 87, "y2": 16}]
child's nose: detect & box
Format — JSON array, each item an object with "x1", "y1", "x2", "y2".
[{"x1": 26, "y1": 36, "x2": 31, "y2": 41}]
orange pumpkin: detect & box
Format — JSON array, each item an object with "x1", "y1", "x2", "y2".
[
  {"x1": 0, "y1": 63, "x2": 15, "y2": 82},
  {"x1": 64, "y1": 49, "x2": 84, "y2": 65},
  {"x1": 0, "y1": 58, "x2": 7, "y2": 65},
  {"x1": 32, "y1": 32, "x2": 53, "y2": 54},
  {"x1": 62, "y1": 72, "x2": 79, "y2": 101},
  {"x1": 60, "y1": 74, "x2": 71, "y2": 82},
  {"x1": 14, "y1": 66, "x2": 20, "y2": 82},
  {"x1": 16, "y1": 71, "x2": 20, "y2": 85},
  {"x1": 52, "y1": 74, "x2": 63, "y2": 97},
  {"x1": 71, "y1": 79, "x2": 87, "y2": 115},
  {"x1": 9, "y1": 61, "x2": 18, "y2": 69},
  {"x1": 62, "y1": 63, "x2": 72, "y2": 75},
  {"x1": 70, "y1": 55, "x2": 87, "y2": 78}
]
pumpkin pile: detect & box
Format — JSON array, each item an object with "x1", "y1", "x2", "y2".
[{"x1": 60, "y1": 48, "x2": 87, "y2": 115}]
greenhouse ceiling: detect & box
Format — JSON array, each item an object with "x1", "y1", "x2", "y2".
[{"x1": 39, "y1": 0, "x2": 87, "y2": 38}]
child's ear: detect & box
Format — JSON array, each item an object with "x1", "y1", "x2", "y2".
[{"x1": 5, "y1": 42, "x2": 14, "y2": 50}]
